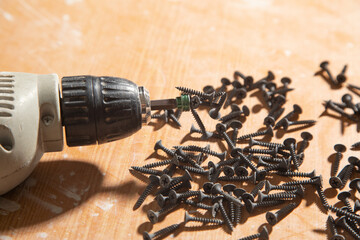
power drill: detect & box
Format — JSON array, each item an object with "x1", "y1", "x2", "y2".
[{"x1": 0, "y1": 72, "x2": 190, "y2": 195}]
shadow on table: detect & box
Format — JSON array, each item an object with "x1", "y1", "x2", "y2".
[{"x1": 0, "y1": 159, "x2": 141, "y2": 232}]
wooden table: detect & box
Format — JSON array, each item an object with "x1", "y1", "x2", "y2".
[{"x1": 0, "y1": 0, "x2": 359, "y2": 239}]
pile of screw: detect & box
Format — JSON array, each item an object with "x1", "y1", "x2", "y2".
[
  {"x1": 316, "y1": 61, "x2": 348, "y2": 87},
  {"x1": 321, "y1": 144, "x2": 360, "y2": 239},
  {"x1": 128, "y1": 68, "x2": 352, "y2": 240}
]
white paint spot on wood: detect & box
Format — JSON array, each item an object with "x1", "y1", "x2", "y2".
[
  {"x1": 59, "y1": 175, "x2": 65, "y2": 183},
  {"x1": 48, "y1": 194, "x2": 57, "y2": 200},
  {"x1": 2, "y1": 12, "x2": 14, "y2": 21},
  {"x1": 63, "y1": 154, "x2": 68, "y2": 159},
  {"x1": 95, "y1": 200, "x2": 114, "y2": 211},
  {"x1": 347, "y1": 42, "x2": 354, "y2": 48},
  {"x1": 0, "y1": 197, "x2": 21, "y2": 213},
  {"x1": 0, "y1": 236, "x2": 12, "y2": 240},
  {"x1": 62, "y1": 14, "x2": 70, "y2": 21},
  {"x1": 36, "y1": 232, "x2": 48, "y2": 239},
  {"x1": 284, "y1": 50, "x2": 292, "y2": 57},
  {"x1": 240, "y1": 0, "x2": 272, "y2": 8},
  {"x1": 25, "y1": 193, "x2": 63, "y2": 214},
  {"x1": 90, "y1": 212, "x2": 99, "y2": 217},
  {"x1": 58, "y1": 186, "x2": 81, "y2": 202},
  {"x1": 210, "y1": 26, "x2": 216, "y2": 32},
  {"x1": 70, "y1": 171, "x2": 75, "y2": 176},
  {"x1": 65, "y1": 0, "x2": 82, "y2": 5}
]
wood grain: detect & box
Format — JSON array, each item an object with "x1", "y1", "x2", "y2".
[{"x1": 0, "y1": 0, "x2": 360, "y2": 239}]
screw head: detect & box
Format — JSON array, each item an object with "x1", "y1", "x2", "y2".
[
  {"x1": 203, "y1": 182, "x2": 214, "y2": 194},
  {"x1": 42, "y1": 115, "x2": 54, "y2": 126},
  {"x1": 154, "y1": 140, "x2": 163, "y2": 151},
  {"x1": 233, "y1": 188, "x2": 246, "y2": 198},
  {"x1": 143, "y1": 231, "x2": 153, "y2": 240},
  {"x1": 329, "y1": 176, "x2": 343, "y2": 188},
  {"x1": 264, "y1": 180, "x2": 272, "y2": 194},
  {"x1": 160, "y1": 174, "x2": 171, "y2": 188},
  {"x1": 223, "y1": 184, "x2": 236, "y2": 193},
  {"x1": 236, "y1": 88, "x2": 247, "y2": 99},
  {"x1": 156, "y1": 194, "x2": 167, "y2": 208},
  {"x1": 264, "y1": 116, "x2": 275, "y2": 127},
  {"x1": 283, "y1": 138, "x2": 296, "y2": 148},
  {"x1": 232, "y1": 80, "x2": 242, "y2": 89},
  {"x1": 147, "y1": 210, "x2": 159, "y2": 224},
  {"x1": 184, "y1": 211, "x2": 192, "y2": 224},
  {"x1": 230, "y1": 104, "x2": 241, "y2": 112},
  {"x1": 349, "y1": 178, "x2": 360, "y2": 190},
  {"x1": 330, "y1": 234, "x2": 345, "y2": 240},
  {"x1": 336, "y1": 74, "x2": 346, "y2": 84},
  {"x1": 189, "y1": 124, "x2": 198, "y2": 134},
  {"x1": 235, "y1": 166, "x2": 248, "y2": 176},
  {"x1": 267, "y1": 71, "x2": 275, "y2": 81},
  {"x1": 348, "y1": 156, "x2": 360, "y2": 166},
  {"x1": 221, "y1": 77, "x2": 231, "y2": 86},
  {"x1": 223, "y1": 166, "x2": 235, "y2": 177},
  {"x1": 320, "y1": 61, "x2": 329, "y2": 69},
  {"x1": 265, "y1": 126, "x2": 274, "y2": 137},
  {"x1": 190, "y1": 96, "x2": 201, "y2": 109},
  {"x1": 334, "y1": 216, "x2": 347, "y2": 228},
  {"x1": 281, "y1": 77, "x2": 291, "y2": 85},
  {"x1": 259, "y1": 226, "x2": 269, "y2": 240},
  {"x1": 216, "y1": 123, "x2": 227, "y2": 133},
  {"x1": 230, "y1": 147, "x2": 242, "y2": 158},
  {"x1": 334, "y1": 144, "x2": 346, "y2": 153},
  {"x1": 242, "y1": 192, "x2": 254, "y2": 202},
  {"x1": 210, "y1": 183, "x2": 223, "y2": 195},
  {"x1": 229, "y1": 120, "x2": 242, "y2": 130},
  {"x1": 211, "y1": 203, "x2": 220, "y2": 217},
  {"x1": 244, "y1": 76, "x2": 254, "y2": 87},
  {"x1": 242, "y1": 105, "x2": 250, "y2": 116},
  {"x1": 209, "y1": 108, "x2": 221, "y2": 120},
  {"x1": 337, "y1": 191, "x2": 351, "y2": 202},
  {"x1": 266, "y1": 82, "x2": 277, "y2": 92},
  {"x1": 245, "y1": 199, "x2": 256, "y2": 213},
  {"x1": 301, "y1": 131, "x2": 313, "y2": 141},
  {"x1": 208, "y1": 161, "x2": 217, "y2": 173},
  {"x1": 266, "y1": 211, "x2": 278, "y2": 225},
  {"x1": 341, "y1": 93, "x2": 352, "y2": 104},
  {"x1": 212, "y1": 195, "x2": 224, "y2": 204},
  {"x1": 203, "y1": 85, "x2": 215, "y2": 94},
  {"x1": 354, "y1": 199, "x2": 360, "y2": 212},
  {"x1": 293, "y1": 104, "x2": 303, "y2": 114}
]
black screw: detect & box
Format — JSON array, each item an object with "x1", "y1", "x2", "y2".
[
  {"x1": 320, "y1": 61, "x2": 337, "y2": 85},
  {"x1": 258, "y1": 186, "x2": 304, "y2": 202},
  {"x1": 151, "y1": 110, "x2": 168, "y2": 122},
  {"x1": 276, "y1": 169, "x2": 316, "y2": 178},
  {"x1": 337, "y1": 191, "x2": 353, "y2": 212},
  {"x1": 341, "y1": 93, "x2": 358, "y2": 113},
  {"x1": 176, "y1": 86, "x2": 215, "y2": 102},
  {"x1": 328, "y1": 205, "x2": 360, "y2": 221},
  {"x1": 283, "y1": 175, "x2": 322, "y2": 186},
  {"x1": 223, "y1": 184, "x2": 237, "y2": 223},
  {"x1": 184, "y1": 211, "x2": 224, "y2": 225},
  {"x1": 216, "y1": 123, "x2": 236, "y2": 150},
  {"x1": 354, "y1": 199, "x2": 360, "y2": 213},
  {"x1": 274, "y1": 104, "x2": 302, "y2": 129},
  {"x1": 297, "y1": 132, "x2": 313, "y2": 154},
  {"x1": 230, "y1": 120, "x2": 243, "y2": 144},
  {"x1": 143, "y1": 223, "x2": 181, "y2": 240},
  {"x1": 155, "y1": 194, "x2": 168, "y2": 208},
  {"x1": 184, "y1": 199, "x2": 219, "y2": 218},
  {"x1": 142, "y1": 156, "x2": 179, "y2": 169},
  {"x1": 168, "y1": 189, "x2": 204, "y2": 204},
  {"x1": 154, "y1": 140, "x2": 175, "y2": 156},
  {"x1": 220, "y1": 104, "x2": 250, "y2": 122},
  {"x1": 175, "y1": 145, "x2": 226, "y2": 161},
  {"x1": 284, "y1": 138, "x2": 300, "y2": 170},
  {"x1": 249, "y1": 137, "x2": 285, "y2": 149},
  {"x1": 134, "y1": 175, "x2": 160, "y2": 210},
  {"x1": 351, "y1": 141, "x2": 360, "y2": 149},
  {"x1": 212, "y1": 196, "x2": 234, "y2": 232},
  {"x1": 264, "y1": 107, "x2": 285, "y2": 127},
  {"x1": 131, "y1": 166, "x2": 163, "y2": 176},
  {"x1": 237, "y1": 126, "x2": 273, "y2": 141},
  {"x1": 237, "y1": 226, "x2": 269, "y2": 240},
  {"x1": 233, "y1": 188, "x2": 245, "y2": 224},
  {"x1": 245, "y1": 199, "x2": 284, "y2": 213},
  {"x1": 248, "y1": 71, "x2": 275, "y2": 91},
  {"x1": 327, "y1": 215, "x2": 345, "y2": 240},
  {"x1": 209, "y1": 92, "x2": 227, "y2": 119},
  {"x1": 203, "y1": 85, "x2": 215, "y2": 94},
  {"x1": 167, "y1": 109, "x2": 182, "y2": 127},
  {"x1": 349, "y1": 178, "x2": 360, "y2": 193},
  {"x1": 324, "y1": 100, "x2": 356, "y2": 121},
  {"x1": 332, "y1": 144, "x2": 346, "y2": 176},
  {"x1": 281, "y1": 118, "x2": 316, "y2": 131},
  {"x1": 264, "y1": 180, "x2": 297, "y2": 194},
  {"x1": 266, "y1": 202, "x2": 297, "y2": 225},
  {"x1": 336, "y1": 64, "x2": 348, "y2": 84},
  {"x1": 190, "y1": 97, "x2": 213, "y2": 140},
  {"x1": 160, "y1": 169, "x2": 192, "y2": 188},
  {"x1": 335, "y1": 216, "x2": 360, "y2": 239},
  {"x1": 147, "y1": 202, "x2": 180, "y2": 223},
  {"x1": 211, "y1": 183, "x2": 243, "y2": 207}
]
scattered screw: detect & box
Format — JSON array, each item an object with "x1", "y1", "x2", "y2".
[
  {"x1": 209, "y1": 92, "x2": 227, "y2": 119},
  {"x1": 184, "y1": 211, "x2": 224, "y2": 225},
  {"x1": 336, "y1": 64, "x2": 348, "y2": 84},
  {"x1": 281, "y1": 118, "x2": 316, "y2": 131},
  {"x1": 319, "y1": 61, "x2": 337, "y2": 85},
  {"x1": 237, "y1": 127, "x2": 273, "y2": 141},
  {"x1": 332, "y1": 144, "x2": 346, "y2": 176},
  {"x1": 237, "y1": 226, "x2": 269, "y2": 240},
  {"x1": 349, "y1": 178, "x2": 360, "y2": 193},
  {"x1": 266, "y1": 202, "x2": 297, "y2": 225},
  {"x1": 327, "y1": 215, "x2": 345, "y2": 240},
  {"x1": 134, "y1": 175, "x2": 160, "y2": 210},
  {"x1": 335, "y1": 216, "x2": 360, "y2": 239},
  {"x1": 143, "y1": 223, "x2": 181, "y2": 240}
]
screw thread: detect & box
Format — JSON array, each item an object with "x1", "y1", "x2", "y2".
[
  {"x1": 237, "y1": 129, "x2": 267, "y2": 141},
  {"x1": 188, "y1": 216, "x2": 224, "y2": 224},
  {"x1": 222, "y1": 131, "x2": 236, "y2": 149},
  {"x1": 176, "y1": 86, "x2": 211, "y2": 99},
  {"x1": 131, "y1": 166, "x2": 162, "y2": 176},
  {"x1": 290, "y1": 120, "x2": 316, "y2": 126},
  {"x1": 296, "y1": 140, "x2": 308, "y2": 154},
  {"x1": 178, "y1": 165, "x2": 208, "y2": 175},
  {"x1": 332, "y1": 152, "x2": 342, "y2": 176},
  {"x1": 218, "y1": 175, "x2": 252, "y2": 182},
  {"x1": 276, "y1": 171, "x2": 313, "y2": 178},
  {"x1": 340, "y1": 164, "x2": 354, "y2": 188},
  {"x1": 179, "y1": 190, "x2": 201, "y2": 199},
  {"x1": 256, "y1": 200, "x2": 284, "y2": 208},
  {"x1": 251, "y1": 181, "x2": 265, "y2": 196},
  {"x1": 134, "y1": 182, "x2": 157, "y2": 209},
  {"x1": 288, "y1": 145, "x2": 300, "y2": 170},
  {"x1": 252, "y1": 140, "x2": 285, "y2": 149},
  {"x1": 244, "y1": 148, "x2": 275, "y2": 155},
  {"x1": 190, "y1": 107, "x2": 207, "y2": 133},
  {"x1": 218, "y1": 202, "x2": 234, "y2": 231},
  {"x1": 238, "y1": 151, "x2": 258, "y2": 172},
  {"x1": 328, "y1": 205, "x2": 360, "y2": 221},
  {"x1": 254, "y1": 155, "x2": 283, "y2": 163},
  {"x1": 235, "y1": 204, "x2": 242, "y2": 224},
  {"x1": 237, "y1": 233, "x2": 260, "y2": 240},
  {"x1": 283, "y1": 179, "x2": 313, "y2": 186},
  {"x1": 220, "y1": 111, "x2": 242, "y2": 122},
  {"x1": 352, "y1": 141, "x2": 360, "y2": 148},
  {"x1": 181, "y1": 145, "x2": 224, "y2": 159},
  {"x1": 218, "y1": 157, "x2": 239, "y2": 167},
  {"x1": 327, "y1": 216, "x2": 339, "y2": 235},
  {"x1": 339, "y1": 219, "x2": 360, "y2": 239},
  {"x1": 276, "y1": 202, "x2": 297, "y2": 220},
  {"x1": 264, "y1": 162, "x2": 284, "y2": 172},
  {"x1": 184, "y1": 199, "x2": 212, "y2": 210},
  {"x1": 168, "y1": 113, "x2": 182, "y2": 127},
  {"x1": 229, "y1": 201, "x2": 235, "y2": 223},
  {"x1": 152, "y1": 223, "x2": 181, "y2": 238},
  {"x1": 158, "y1": 202, "x2": 180, "y2": 216},
  {"x1": 270, "y1": 184, "x2": 298, "y2": 191},
  {"x1": 142, "y1": 159, "x2": 173, "y2": 169},
  {"x1": 264, "y1": 192, "x2": 297, "y2": 201}
]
